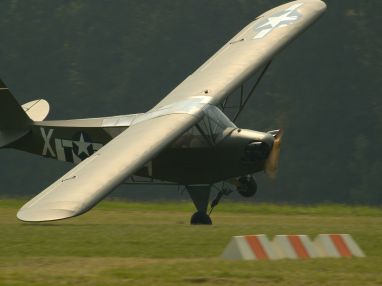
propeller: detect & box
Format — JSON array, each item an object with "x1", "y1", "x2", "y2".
[{"x1": 264, "y1": 129, "x2": 284, "y2": 179}]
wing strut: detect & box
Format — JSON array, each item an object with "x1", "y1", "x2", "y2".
[{"x1": 221, "y1": 61, "x2": 272, "y2": 122}]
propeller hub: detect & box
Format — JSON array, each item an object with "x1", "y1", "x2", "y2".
[{"x1": 264, "y1": 129, "x2": 283, "y2": 179}]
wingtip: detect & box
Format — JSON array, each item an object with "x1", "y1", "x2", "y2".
[
  {"x1": 17, "y1": 207, "x2": 78, "y2": 222},
  {"x1": 301, "y1": 0, "x2": 327, "y2": 15},
  {"x1": 311, "y1": 0, "x2": 327, "y2": 10},
  {"x1": 316, "y1": 0, "x2": 327, "y2": 10}
]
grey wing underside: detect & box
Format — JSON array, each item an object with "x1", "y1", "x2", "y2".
[{"x1": 17, "y1": 113, "x2": 200, "y2": 222}]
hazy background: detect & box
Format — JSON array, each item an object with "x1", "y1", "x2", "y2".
[{"x1": 0, "y1": 0, "x2": 381, "y2": 204}]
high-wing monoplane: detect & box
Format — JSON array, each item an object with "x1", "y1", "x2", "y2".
[{"x1": 0, "y1": 0, "x2": 326, "y2": 224}]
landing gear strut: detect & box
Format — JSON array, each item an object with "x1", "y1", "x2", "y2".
[
  {"x1": 186, "y1": 184, "x2": 233, "y2": 225},
  {"x1": 209, "y1": 187, "x2": 233, "y2": 215}
]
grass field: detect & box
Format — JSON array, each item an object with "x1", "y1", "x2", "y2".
[{"x1": 1, "y1": 199, "x2": 381, "y2": 286}]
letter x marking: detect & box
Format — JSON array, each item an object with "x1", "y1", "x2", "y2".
[{"x1": 40, "y1": 127, "x2": 56, "y2": 157}]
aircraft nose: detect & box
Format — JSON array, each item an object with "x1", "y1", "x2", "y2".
[{"x1": 243, "y1": 132, "x2": 274, "y2": 161}]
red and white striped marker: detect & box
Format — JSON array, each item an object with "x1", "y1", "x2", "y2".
[
  {"x1": 221, "y1": 234, "x2": 280, "y2": 260},
  {"x1": 272, "y1": 235, "x2": 319, "y2": 259},
  {"x1": 314, "y1": 234, "x2": 365, "y2": 258}
]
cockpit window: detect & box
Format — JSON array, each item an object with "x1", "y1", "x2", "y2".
[
  {"x1": 172, "y1": 105, "x2": 236, "y2": 148},
  {"x1": 198, "y1": 105, "x2": 236, "y2": 144}
]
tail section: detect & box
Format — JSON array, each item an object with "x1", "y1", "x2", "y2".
[
  {"x1": 0, "y1": 79, "x2": 49, "y2": 147},
  {"x1": 0, "y1": 79, "x2": 31, "y2": 129}
]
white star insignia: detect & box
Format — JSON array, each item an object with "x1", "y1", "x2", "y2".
[
  {"x1": 254, "y1": 3, "x2": 303, "y2": 39},
  {"x1": 73, "y1": 133, "x2": 91, "y2": 156},
  {"x1": 258, "y1": 13, "x2": 298, "y2": 29}
]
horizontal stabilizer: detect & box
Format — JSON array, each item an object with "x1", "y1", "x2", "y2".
[{"x1": 22, "y1": 99, "x2": 50, "y2": 121}]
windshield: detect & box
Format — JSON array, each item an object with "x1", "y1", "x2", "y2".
[
  {"x1": 173, "y1": 105, "x2": 236, "y2": 148},
  {"x1": 198, "y1": 105, "x2": 236, "y2": 143}
]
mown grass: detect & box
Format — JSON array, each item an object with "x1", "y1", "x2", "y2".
[{"x1": 0, "y1": 199, "x2": 381, "y2": 286}]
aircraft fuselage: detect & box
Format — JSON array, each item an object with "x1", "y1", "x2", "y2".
[{"x1": 9, "y1": 118, "x2": 274, "y2": 184}]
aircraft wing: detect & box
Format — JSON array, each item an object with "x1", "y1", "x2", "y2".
[
  {"x1": 153, "y1": 0, "x2": 326, "y2": 110},
  {"x1": 17, "y1": 97, "x2": 211, "y2": 221}
]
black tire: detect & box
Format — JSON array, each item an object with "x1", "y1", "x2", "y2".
[
  {"x1": 237, "y1": 176, "x2": 257, "y2": 197},
  {"x1": 190, "y1": 211, "x2": 212, "y2": 225}
]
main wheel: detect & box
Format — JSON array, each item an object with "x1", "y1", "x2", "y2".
[
  {"x1": 190, "y1": 211, "x2": 212, "y2": 225},
  {"x1": 237, "y1": 175, "x2": 257, "y2": 197}
]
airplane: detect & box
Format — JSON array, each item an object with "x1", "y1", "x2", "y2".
[{"x1": 0, "y1": 0, "x2": 326, "y2": 224}]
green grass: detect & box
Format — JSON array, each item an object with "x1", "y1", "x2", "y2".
[{"x1": 0, "y1": 199, "x2": 381, "y2": 285}]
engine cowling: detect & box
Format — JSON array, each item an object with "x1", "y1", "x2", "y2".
[{"x1": 244, "y1": 141, "x2": 271, "y2": 161}]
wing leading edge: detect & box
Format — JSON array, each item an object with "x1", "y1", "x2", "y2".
[
  {"x1": 152, "y1": 0, "x2": 326, "y2": 110},
  {"x1": 17, "y1": 97, "x2": 212, "y2": 221}
]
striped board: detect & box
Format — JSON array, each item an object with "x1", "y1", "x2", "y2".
[
  {"x1": 272, "y1": 234, "x2": 319, "y2": 259},
  {"x1": 314, "y1": 234, "x2": 365, "y2": 258},
  {"x1": 221, "y1": 234, "x2": 280, "y2": 260},
  {"x1": 221, "y1": 233, "x2": 365, "y2": 261}
]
